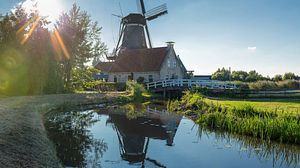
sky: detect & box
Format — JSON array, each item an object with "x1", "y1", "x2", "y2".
[{"x1": 0, "y1": 0, "x2": 300, "y2": 77}]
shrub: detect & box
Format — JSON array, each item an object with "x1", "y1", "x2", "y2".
[
  {"x1": 136, "y1": 77, "x2": 145, "y2": 84},
  {"x1": 248, "y1": 81, "x2": 279, "y2": 90},
  {"x1": 126, "y1": 81, "x2": 146, "y2": 102}
]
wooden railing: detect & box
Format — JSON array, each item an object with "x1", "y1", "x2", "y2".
[{"x1": 146, "y1": 79, "x2": 237, "y2": 90}]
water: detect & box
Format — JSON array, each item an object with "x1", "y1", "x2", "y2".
[{"x1": 44, "y1": 104, "x2": 300, "y2": 168}]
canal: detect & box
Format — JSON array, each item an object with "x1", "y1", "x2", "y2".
[{"x1": 44, "y1": 104, "x2": 300, "y2": 168}]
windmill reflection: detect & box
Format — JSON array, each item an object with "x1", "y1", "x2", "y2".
[{"x1": 105, "y1": 104, "x2": 182, "y2": 167}]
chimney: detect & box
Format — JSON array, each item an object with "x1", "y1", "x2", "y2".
[{"x1": 166, "y1": 41, "x2": 175, "y2": 48}]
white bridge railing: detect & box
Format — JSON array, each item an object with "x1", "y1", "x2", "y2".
[{"x1": 146, "y1": 79, "x2": 237, "y2": 90}]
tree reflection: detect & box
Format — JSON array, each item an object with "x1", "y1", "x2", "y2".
[
  {"x1": 44, "y1": 110, "x2": 108, "y2": 167},
  {"x1": 124, "y1": 103, "x2": 146, "y2": 120}
]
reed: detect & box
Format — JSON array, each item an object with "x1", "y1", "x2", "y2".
[{"x1": 168, "y1": 91, "x2": 300, "y2": 144}]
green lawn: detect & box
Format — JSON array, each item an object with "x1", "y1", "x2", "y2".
[{"x1": 206, "y1": 98, "x2": 300, "y2": 114}]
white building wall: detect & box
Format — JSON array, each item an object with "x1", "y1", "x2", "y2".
[
  {"x1": 159, "y1": 47, "x2": 186, "y2": 80},
  {"x1": 108, "y1": 72, "x2": 160, "y2": 83}
]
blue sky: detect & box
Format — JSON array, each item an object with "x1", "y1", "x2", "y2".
[{"x1": 1, "y1": 0, "x2": 299, "y2": 77}]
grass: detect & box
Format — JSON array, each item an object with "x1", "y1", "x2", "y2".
[
  {"x1": 0, "y1": 93, "x2": 122, "y2": 168},
  {"x1": 168, "y1": 91, "x2": 300, "y2": 144},
  {"x1": 206, "y1": 99, "x2": 300, "y2": 115}
]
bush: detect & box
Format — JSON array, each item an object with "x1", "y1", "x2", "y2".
[
  {"x1": 245, "y1": 80, "x2": 300, "y2": 91},
  {"x1": 126, "y1": 81, "x2": 146, "y2": 102},
  {"x1": 248, "y1": 81, "x2": 279, "y2": 90},
  {"x1": 136, "y1": 77, "x2": 145, "y2": 84}
]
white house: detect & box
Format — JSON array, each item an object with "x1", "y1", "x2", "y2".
[{"x1": 95, "y1": 42, "x2": 187, "y2": 83}]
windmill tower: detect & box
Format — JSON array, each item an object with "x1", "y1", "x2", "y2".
[{"x1": 107, "y1": 0, "x2": 168, "y2": 60}]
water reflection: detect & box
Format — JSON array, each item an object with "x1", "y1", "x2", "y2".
[
  {"x1": 44, "y1": 104, "x2": 300, "y2": 168},
  {"x1": 99, "y1": 104, "x2": 182, "y2": 167},
  {"x1": 44, "y1": 110, "x2": 108, "y2": 167}
]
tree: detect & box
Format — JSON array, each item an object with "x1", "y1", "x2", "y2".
[
  {"x1": 231, "y1": 71, "x2": 248, "y2": 82},
  {"x1": 211, "y1": 68, "x2": 231, "y2": 81},
  {"x1": 246, "y1": 70, "x2": 263, "y2": 82},
  {"x1": 283, "y1": 72, "x2": 297, "y2": 80},
  {"x1": 0, "y1": 4, "x2": 62, "y2": 95},
  {"x1": 71, "y1": 67, "x2": 100, "y2": 91},
  {"x1": 273, "y1": 74, "x2": 283, "y2": 82},
  {"x1": 0, "y1": 3, "x2": 107, "y2": 95},
  {"x1": 55, "y1": 4, "x2": 107, "y2": 91}
]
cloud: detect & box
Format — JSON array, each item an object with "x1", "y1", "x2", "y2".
[{"x1": 248, "y1": 47, "x2": 257, "y2": 51}]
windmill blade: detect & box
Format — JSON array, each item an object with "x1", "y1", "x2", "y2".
[
  {"x1": 119, "y1": 2, "x2": 124, "y2": 17},
  {"x1": 145, "y1": 4, "x2": 168, "y2": 21},
  {"x1": 112, "y1": 14, "x2": 123, "y2": 19},
  {"x1": 139, "y1": 0, "x2": 147, "y2": 15},
  {"x1": 145, "y1": 24, "x2": 152, "y2": 48}
]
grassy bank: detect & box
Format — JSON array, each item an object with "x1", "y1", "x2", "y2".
[
  {"x1": 206, "y1": 98, "x2": 300, "y2": 114},
  {"x1": 0, "y1": 93, "x2": 122, "y2": 168},
  {"x1": 168, "y1": 91, "x2": 300, "y2": 144}
]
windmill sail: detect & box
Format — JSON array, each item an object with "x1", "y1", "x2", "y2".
[{"x1": 145, "y1": 4, "x2": 168, "y2": 21}]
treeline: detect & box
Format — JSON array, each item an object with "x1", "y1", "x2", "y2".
[
  {"x1": 0, "y1": 3, "x2": 106, "y2": 96},
  {"x1": 212, "y1": 68, "x2": 299, "y2": 82}
]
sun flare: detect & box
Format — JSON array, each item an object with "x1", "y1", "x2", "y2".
[{"x1": 22, "y1": 0, "x2": 64, "y2": 23}]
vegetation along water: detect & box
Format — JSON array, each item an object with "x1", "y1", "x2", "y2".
[{"x1": 168, "y1": 90, "x2": 300, "y2": 144}]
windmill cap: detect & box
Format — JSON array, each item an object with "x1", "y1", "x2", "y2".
[{"x1": 122, "y1": 13, "x2": 146, "y2": 25}]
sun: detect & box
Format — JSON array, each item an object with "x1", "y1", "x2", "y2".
[{"x1": 22, "y1": 0, "x2": 64, "y2": 23}]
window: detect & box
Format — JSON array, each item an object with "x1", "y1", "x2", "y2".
[
  {"x1": 167, "y1": 59, "x2": 171, "y2": 67},
  {"x1": 148, "y1": 75, "x2": 153, "y2": 82},
  {"x1": 165, "y1": 75, "x2": 169, "y2": 80},
  {"x1": 173, "y1": 60, "x2": 177, "y2": 68},
  {"x1": 114, "y1": 76, "x2": 117, "y2": 82}
]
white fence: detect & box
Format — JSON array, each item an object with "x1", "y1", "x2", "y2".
[{"x1": 146, "y1": 79, "x2": 237, "y2": 90}]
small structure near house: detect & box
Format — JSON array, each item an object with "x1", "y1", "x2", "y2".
[{"x1": 192, "y1": 75, "x2": 212, "y2": 81}]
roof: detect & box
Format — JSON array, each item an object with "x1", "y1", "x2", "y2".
[
  {"x1": 109, "y1": 47, "x2": 169, "y2": 73},
  {"x1": 95, "y1": 62, "x2": 114, "y2": 72}
]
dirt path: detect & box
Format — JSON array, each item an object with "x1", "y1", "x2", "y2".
[{"x1": 0, "y1": 93, "x2": 121, "y2": 168}]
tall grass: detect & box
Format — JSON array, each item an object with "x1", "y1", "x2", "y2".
[{"x1": 168, "y1": 91, "x2": 300, "y2": 144}]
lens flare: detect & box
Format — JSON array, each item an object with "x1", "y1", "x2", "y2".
[
  {"x1": 50, "y1": 30, "x2": 70, "y2": 60},
  {"x1": 0, "y1": 48, "x2": 29, "y2": 95}
]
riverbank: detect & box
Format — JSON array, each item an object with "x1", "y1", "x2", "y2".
[
  {"x1": 168, "y1": 91, "x2": 300, "y2": 144},
  {"x1": 0, "y1": 93, "x2": 122, "y2": 168}
]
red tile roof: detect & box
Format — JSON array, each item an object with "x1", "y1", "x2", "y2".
[
  {"x1": 95, "y1": 62, "x2": 114, "y2": 72},
  {"x1": 96, "y1": 47, "x2": 169, "y2": 73}
]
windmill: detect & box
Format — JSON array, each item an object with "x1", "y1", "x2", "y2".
[{"x1": 107, "y1": 0, "x2": 168, "y2": 60}]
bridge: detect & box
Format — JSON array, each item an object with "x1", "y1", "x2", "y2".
[{"x1": 146, "y1": 79, "x2": 237, "y2": 91}]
